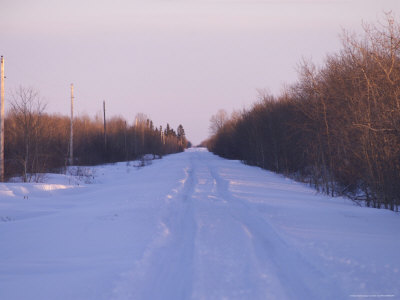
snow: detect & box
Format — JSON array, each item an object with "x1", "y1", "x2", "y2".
[{"x1": 0, "y1": 148, "x2": 399, "y2": 300}]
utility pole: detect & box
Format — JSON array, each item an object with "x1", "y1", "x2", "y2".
[
  {"x1": 0, "y1": 56, "x2": 4, "y2": 181},
  {"x1": 69, "y1": 83, "x2": 74, "y2": 165},
  {"x1": 124, "y1": 120, "x2": 127, "y2": 160},
  {"x1": 134, "y1": 117, "x2": 138, "y2": 155},
  {"x1": 103, "y1": 100, "x2": 107, "y2": 151}
]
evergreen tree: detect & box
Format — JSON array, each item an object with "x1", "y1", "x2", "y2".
[
  {"x1": 177, "y1": 124, "x2": 187, "y2": 149},
  {"x1": 177, "y1": 124, "x2": 185, "y2": 139}
]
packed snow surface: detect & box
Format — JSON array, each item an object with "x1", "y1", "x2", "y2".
[{"x1": 1, "y1": 148, "x2": 399, "y2": 300}]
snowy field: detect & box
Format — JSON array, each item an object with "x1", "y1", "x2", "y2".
[{"x1": 0, "y1": 148, "x2": 399, "y2": 300}]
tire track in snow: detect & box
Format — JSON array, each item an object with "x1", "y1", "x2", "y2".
[
  {"x1": 113, "y1": 150, "x2": 346, "y2": 299},
  {"x1": 191, "y1": 153, "x2": 270, "y2": 299},
  {"x1": 208, "y1": 163, "x2": 346, "y2": 300},
  {"x1": 112, "y1": 158, "x2": 197, "y2": 300}
]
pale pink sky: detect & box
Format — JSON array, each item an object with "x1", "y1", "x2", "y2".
[{"x1": 2, "y1": 0, "x2": 399, "y2": 144}]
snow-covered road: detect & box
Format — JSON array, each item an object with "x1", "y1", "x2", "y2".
[{"x1": 1, "y1": 148, "x2": 399, "y2": 299}]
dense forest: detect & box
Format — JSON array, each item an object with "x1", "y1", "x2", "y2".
[
  {"x1": 206, "y1": 14, "x2": 400, "y2": 211},
  {"x1": 4, "y1": 88, "x2": 189, "y2": 181}
]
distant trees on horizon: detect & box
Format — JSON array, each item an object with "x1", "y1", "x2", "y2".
[
  {"x1": 206, "y1": 13, "x2": 400, "y2": 211},
  {"x1": 5, "y1": 88, "x2": 189, "y2": 181}
]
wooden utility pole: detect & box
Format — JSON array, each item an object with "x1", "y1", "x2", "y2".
[
  {"x1": 69, "y1": 83, "x2": 74, "y2": 165},
  {"x1": 124, "y1": 120, "x2": 127, "y2": 160},
  {"x1": 0, "y1": 56, "x2": 4, "y2": 181},
  {"x1": 103, "y1": 100, "x2": 107, "y2": 151},
  {"x1": 134, "y1": 117, "x2": 138, "y2": 155}
]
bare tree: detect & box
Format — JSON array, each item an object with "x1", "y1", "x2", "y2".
[
  {"x1": 209, "y1": 109, "x2": 228, "y2": 136},
  {"x1": 9, "y1": 87, "x2": 46, "y2": 181}
]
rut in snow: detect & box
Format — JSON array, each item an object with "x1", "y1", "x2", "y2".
[{"x1": 114, "y1": 150, "x2": 346, "y2": 299}]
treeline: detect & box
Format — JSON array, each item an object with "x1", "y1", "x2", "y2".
[
  {"x1": 207, "y1": 14, "x2": 400, "y2": 211},
  {"x1": 5, "y1": 88, "x2": 189, "y2": 181}
]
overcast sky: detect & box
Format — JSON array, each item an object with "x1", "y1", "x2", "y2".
[{"x1": 2, "y1": 0, "x2": 399, "y2": 144}]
